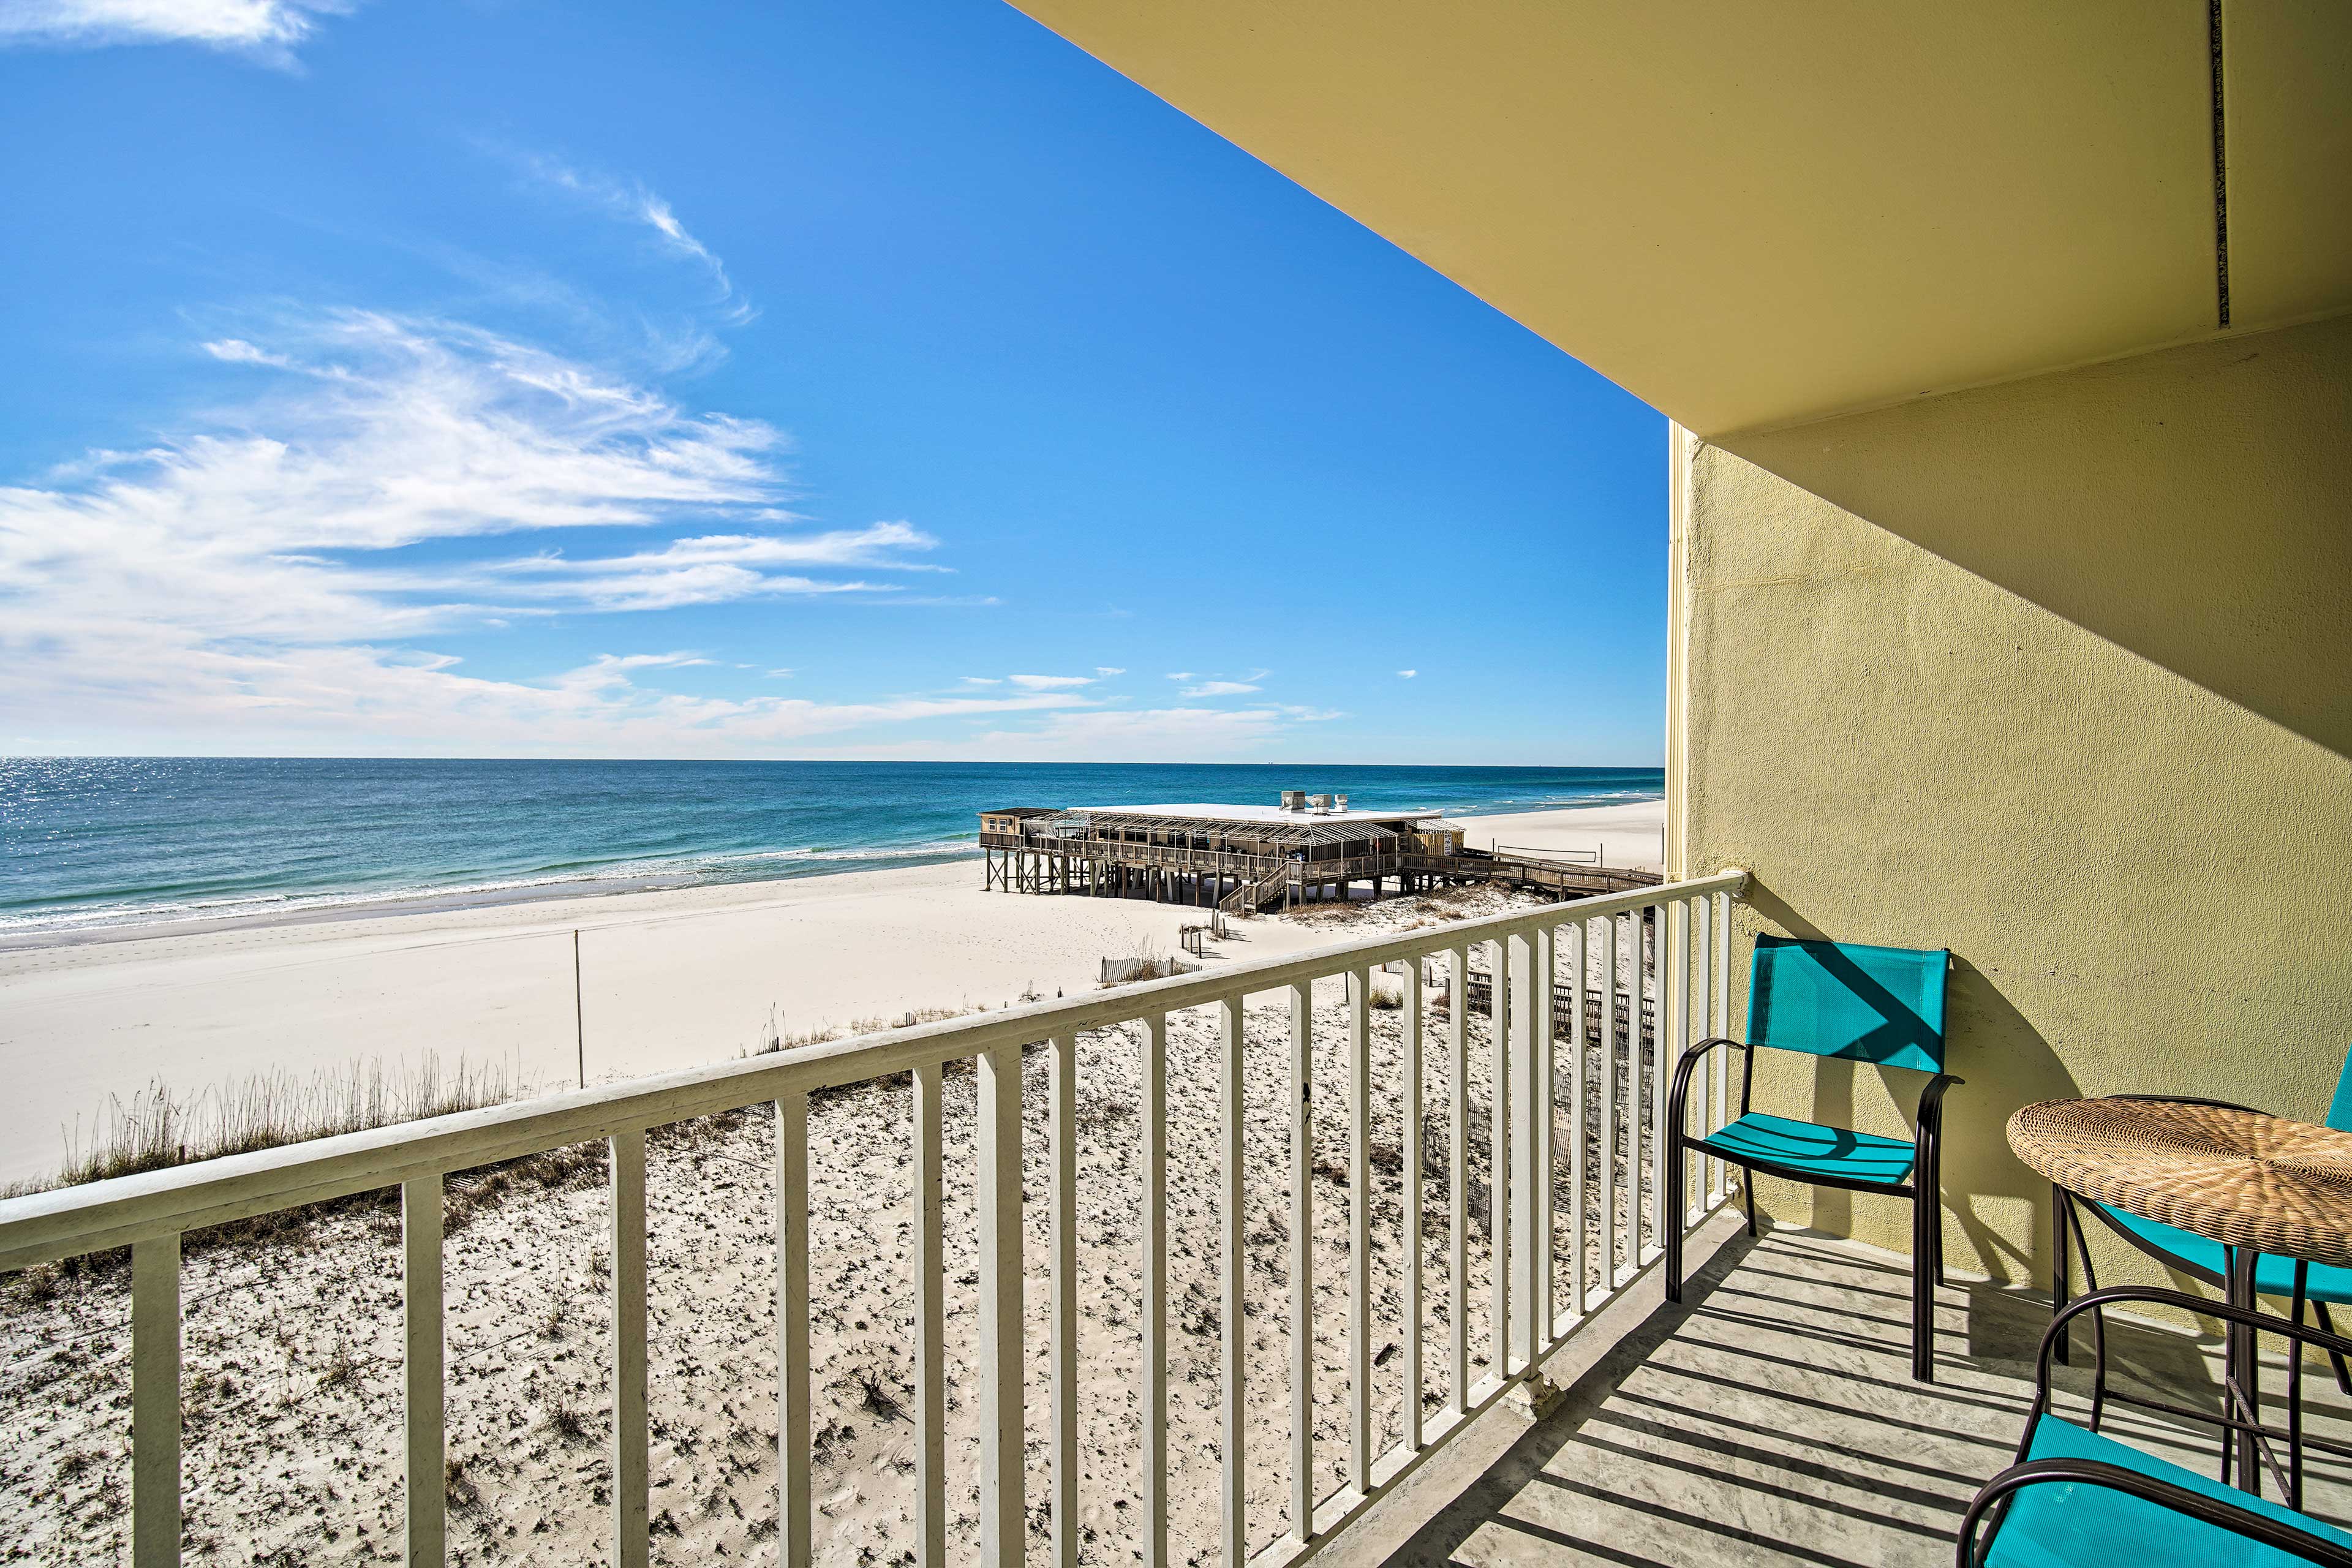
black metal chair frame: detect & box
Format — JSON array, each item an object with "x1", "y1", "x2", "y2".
[
  {"x1": 2051, "y1": 1094, "x2": 2352, "y2": 1368},
  {"x1": 1956, "y1": 1286, "x2": 2352, "y2": 1565},
  {"x1": 1664, "y1": 1033, "x2": 1962, "y2": 1381}
]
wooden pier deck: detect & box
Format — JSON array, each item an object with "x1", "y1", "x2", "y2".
[{"x1": 980, "y1": 821, "x2": 1662, "y2": 915}]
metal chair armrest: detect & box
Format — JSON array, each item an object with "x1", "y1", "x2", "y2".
[
  {"x1": 1668, "y1": 1036, "x2": 1744, "y2": 1143},
  {"x1": 1919, "y1": 1072, "x2": 1965, "y2": 1123},
  {"x1": 2030, "y1": 1284, "x2": 2352, "y2": 1413},
  {"x1": 1915, "y1": 1071, "x2": 1965, "y2": 1141},
  {"x1": 1956, "y1": 1456, "x2": 2352, "y2": 1568},
  {"x1": 1675, "y1": 1034, "x2": 1749, "y2": 1133}
]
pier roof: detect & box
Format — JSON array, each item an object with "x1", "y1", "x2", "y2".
[
  {"x1": 1027, "y1": 803, "x2": 1443, "y2": 848},
  {"x1": 1095, "y1": 802, "x2": 1444, "y2": 826}
]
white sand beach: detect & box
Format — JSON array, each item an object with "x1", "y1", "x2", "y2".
[
  {"x1": 0, "y1": 795, "x2": 1667, "y2": 1565},
  {"x1": 0, "y1": 797, "x2": 1662, "y2": 1190}
]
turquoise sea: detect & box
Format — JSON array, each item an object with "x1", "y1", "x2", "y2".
[{"x1": 0, "y1": 758, "x2": 1661, "y2": 937}]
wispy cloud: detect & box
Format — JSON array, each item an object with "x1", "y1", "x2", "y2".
[
  {"x1": 0, "y1": 309, "x2": 989, "y2": 752},
  {"x1": 1008, "y1": 673, "x2": 1101, "y2": 692},
  {"x1": 1095, "y1": 666, "x2": 1125, "y2": 677},
  {"x1": 1179, "y1": 680, "x2": 1260, "y2": 698},
  {"x1": 0, "y1": 0, "x2": 351, "y2": 61},
  {"x1": 470, "y1": 522, "x2": 945, "y2": 612},
  {"x1": 503, "y1": 150, "x2": 751, "y2": 322},
  {"x1": 950, "y1": 703, "x2": 1341, "y2": 763},
  {"x1": 1397, "y1": 669, "x2": 1417, "y2": 679}
]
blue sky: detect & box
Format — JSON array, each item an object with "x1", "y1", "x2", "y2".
[{"x1": 0, "y1": 0, "x2": 1667, "y2": 765}]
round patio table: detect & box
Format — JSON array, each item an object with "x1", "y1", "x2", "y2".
[{"x1": 2008, "y1": 1096, "x2": 2352, "y2": 1493}]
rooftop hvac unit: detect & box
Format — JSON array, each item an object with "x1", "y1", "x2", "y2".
[
  {"x1": 1280, "y1": 790, "x2": 1306, "y2": 812},
  {"x1": 1333, "y1": 793, "x2": 1349, "y2": 813},
  {"x1": 1309, "y1": 793, "x2": 1333, "y2": 813}
]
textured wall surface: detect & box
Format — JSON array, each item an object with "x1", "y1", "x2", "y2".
[{"x1": 1672, "y1": 314, "x2": 2352, "y2": 1286}]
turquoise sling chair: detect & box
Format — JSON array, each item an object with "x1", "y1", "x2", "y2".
[
  {"x1": 1958, "y1": 1286, "x2": 2352, "y2": 1568},
  {"x1": 2050, "y1": 1046, "x2": 2352, "y2": 1507},
  {"x1": 1665, "y1": 935, "x2": 1961, "y2": 1382}
]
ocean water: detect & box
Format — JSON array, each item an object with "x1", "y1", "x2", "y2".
[{"x1": 0, "y1": 758, "x2": 1661, "y2": 937}]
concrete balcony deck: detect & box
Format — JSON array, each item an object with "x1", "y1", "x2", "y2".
[{"x1": 1340, "y1": 1211, "x2": 2352, "y2": 1568}]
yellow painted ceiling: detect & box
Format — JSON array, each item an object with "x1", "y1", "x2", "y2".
[{"x1": 1010, "y1": 1, "x2": 2350, "y2": 438}]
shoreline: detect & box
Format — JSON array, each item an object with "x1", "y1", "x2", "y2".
[
  {"x1": 0, "y1": 796, "x2": 1662, "y2": 953},
  {"x1": 0, "y1": 797, "x2": 1664, "y2": 1186},
  {"x1": 0, "y1": 851, "x2": 986, "y2": 955}
]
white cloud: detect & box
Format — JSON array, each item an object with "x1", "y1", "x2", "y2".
[
  {"x1": 0, "y1": 0, "x2": 349, "y2": 59},
  {"x1": 505, "y1": 151, "x2": 750, "y2": 321},
  {"x1": 0, "y1": 308, "x2": 1348, "y2": 761},
  {"x1": 202, "y1": 337, "x2": 298, "y2": 368},
  {"x1": 0, "y1": 310, "x2": 987, "y2": 753},
  {"x1": 949, "y1": 703, "x2": 1341, "y2": 763},
  {"x1": 470, "y1": 522, "x2": 944, "y2": 612},
  {"x1": 1397, "y1": 669, "x2": 1417, "y2": 679},
  {"x1": 1164, "y1": 672, "x2": 1194, "y2": 681},
  {"x1": 1179, "y1": 680, "x2": 1260, "y2": 698}
]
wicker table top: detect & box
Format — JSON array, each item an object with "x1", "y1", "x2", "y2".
[{"x1": 2008, "y1": 1098, "x2": 2352, "y2": 1270}]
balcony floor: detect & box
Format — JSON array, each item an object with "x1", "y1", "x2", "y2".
[{"x1": 1369, "y1": 1216, "x2": 2352, "y2": 1568}]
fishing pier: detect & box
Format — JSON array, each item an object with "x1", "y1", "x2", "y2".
[{"x1": 978, "y1": 793, "x2": 1659, "y2": 916}]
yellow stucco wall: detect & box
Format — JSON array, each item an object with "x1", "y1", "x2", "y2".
[{"x1": 1670, "y1": 313, "x2": 2352, "y2": 1286}]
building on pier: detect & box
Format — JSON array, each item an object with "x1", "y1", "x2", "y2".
[
  {"x1": 979, "y1": 794, "x2": 1668, "y2": 913},
  {"x1": 980, "y1": 796, "x2": 1468, "y2": 914}
]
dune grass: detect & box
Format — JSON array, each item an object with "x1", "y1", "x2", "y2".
[{"x1": 18, "y1": 1054, "x2": 517, "y2": 1199}]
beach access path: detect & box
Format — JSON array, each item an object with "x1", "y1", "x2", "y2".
[{"x1": 0, "y1": 797, "x2": 1661, "y2": 1188}]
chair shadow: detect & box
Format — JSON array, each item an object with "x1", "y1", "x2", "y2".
[
  {"x1": 1376, "y1": 1228, "x2": 2034, "y2": 1568},
  {"x1": 1732, "y1": 881, "x2": 2082, "y2": 1289}
]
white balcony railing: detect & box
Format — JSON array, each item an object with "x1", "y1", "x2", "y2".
[{"x1": 0, "y1": 869, "x2": 1749, "y2": 1568}]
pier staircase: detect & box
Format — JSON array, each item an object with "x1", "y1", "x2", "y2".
[{"x1": 1219, "y1": 865, "x2": 1293, "y2": 918}]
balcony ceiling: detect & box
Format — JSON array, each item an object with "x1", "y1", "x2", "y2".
[{"x1": 1009, "y1": 1, "x2": 2352, "y2": 438}]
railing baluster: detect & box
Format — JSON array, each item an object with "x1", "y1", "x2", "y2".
[
  {"x1": 1714, "y1": 890, "x2": 1734, "y2": 1202},
  {"x1": 1218, "y1": 995, "x2": 1246, "y2": 1568},
  {"x1": 403, "y1": 1175, "x2": 445, "y2": 1568},
  {"x1": 611, "y1": 1128, "x2": 649, "y2": 1568},
  {"x1": 777, "y1": 1093, "x2": 813, "y2": 1568},
  {"x1": 1626, "y1": 915, "x2": 1643, "y2": 1270},
  {"x1": 1642, "y1": 904, "x2": 1662, "y2": 1260},
  {"x1": 1401, "y1": 960, "x2": 1423, "y2": 1453},
  {"x1": 1487, "y1": 937, "x2": 1510, "y2": 1378},
  {"x1": 1049, "y1": 1031, "x2": 1079, "y2": 1568},
  {"x1": 1568, "y1": 922, "x2": 1588, "y2": 1321},
  {"x1": 1140, "y1": 1015, "x2": 1169, "y2": 1568},
  {"x1": 913, "y1": 1065, "x2": 946, "y2": 1568},
  {"x1": 1693, "y1": 893, "x2": 1712, "y2": 1222},
  {"x1": 1287, "y1": 981, "x2": 1314, "y2": 1542},
  {"x1": 978, "y1": 1044, "x2": 1025, "y2": 1568},
  {"x1": 1694, "y1": 895, "x2": 1711, "y2": 1215},
  {"x1": 1507, "y1": 935, "x2": 1536, "y2": 1371},
  {"x1": 1599, "y1": 914, "x2": 1621, "y2": 1294},
  {"x1": 1531, "y1": 926, "x2": 1555, "y2": 1350},
  {"x1": 1663, "y1": 902, "x2": 1678, "y2": 1246},
  {"x1": 1446, "y1": 944, "x2": 1469, "y2": 1417},
  {"x1": 1346, "y1": 966, "x2": 1371, "y2": 1496},
  {"x1": 132, "y1": 1232, "x2": 181, "y2": 1568}
]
